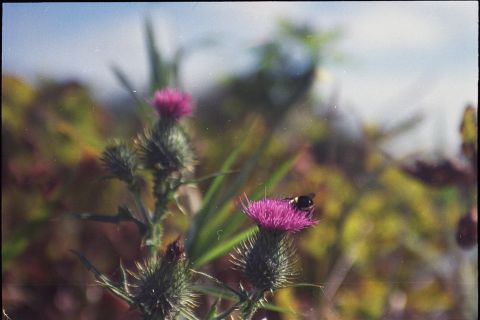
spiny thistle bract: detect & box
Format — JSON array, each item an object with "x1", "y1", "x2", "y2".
[
  {"x1": 101, "y1": 140, "x2": 139, "y2": 187},
  {"x1": 131, "y1": 238, "x2": 197, "y2": 320},
  {"x1": 232, "y1": 229, "x2": 299, "y2": 292},
  {"x1": 136, "y1": 118, "x2": 194, "y2": 175}
]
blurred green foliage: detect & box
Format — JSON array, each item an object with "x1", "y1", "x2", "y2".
[
  {"x1": 2, "y1": 76, "x2": 146, "y2": 319},
  {"x1": 2, "y1": 76, "x2": 106, "y2": 268},
  {"x1": 2, "y1": 18, "x2": 477, "y2": 320}
]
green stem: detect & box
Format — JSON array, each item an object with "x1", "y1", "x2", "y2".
[
  {"x1": 146, "y1": 222, "x2": 164, "y2": 256},
  {"x1": 241, "y1": 290, "x2": 264, "y2": 320},
  {"x1": 214, "y1": 300, "x2": 243, "y2": 320},
  {"x1": 143, "y1": 170, "x2": 170, "y2": 255},
  {"x1": 153, "y1": 170, "x2": 171, "y2": 222},
  {"x1": 132, "y1": 189, "x2": 150, "y2": 224}
]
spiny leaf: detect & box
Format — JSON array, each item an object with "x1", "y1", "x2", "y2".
[
  {"x1": 74, "y1": 207, "x2": 146, "y2": 235},
  {"x1": 71, "y1": 250, "x2": 133, "y2": 304}
]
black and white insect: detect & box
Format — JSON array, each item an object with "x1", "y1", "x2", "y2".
[{"x1": 285, "y1": 193, "x2": 315, "y2": 212}]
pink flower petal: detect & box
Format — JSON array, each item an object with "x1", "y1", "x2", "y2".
[
  {"x1": 241, "y1": 196, "x2": 317, "y2": 232},
  {"x1": 149, "y1": 88, "x2": 193, "y2": 120}
]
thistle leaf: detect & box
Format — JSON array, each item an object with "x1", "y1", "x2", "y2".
[
  {"x1": 74, "y1": 206, "x2": 146, "y2": 235},
  {"x1": 71, "y1": 250, "x2": 133, "y2": 304}
]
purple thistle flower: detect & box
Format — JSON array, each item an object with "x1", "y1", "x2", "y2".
[
  {"x1": 149, "y1": 88, "x2": 193, "y2": 120},
  {"x1": 241, "y1": 196, "x2": 317, "y2": 232}
]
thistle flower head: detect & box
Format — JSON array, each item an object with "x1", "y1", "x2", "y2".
[
  {"x1": 149, "y1": 88, "x2": 193, "y2": 120},
  {"x1": 232, "y1": 229, "x2": 298, "y2": 292},
  {"x1": 101, "y1": 140, "x2": 138, "y2": 186},
  {"x1": 137, "y1": 119, "x2": 194, "y2": 174},
  {"x1": 241, "y1": 197, "x2": 317, "y2": 232},
  {"x1": 232, "y1": 196, "x2": 317, "y2": 293},
  {"x1": 131, "y1": 238, "x2": 196, "y2": 320},
  {"x1": 165, "y1": 236, "x2": 186, "y2": 263}
]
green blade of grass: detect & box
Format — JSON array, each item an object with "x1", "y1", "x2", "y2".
[
  {"x1": 193, "y1": 226, "x2": 257, "y2": 267},
  {"x1": 190, "y1": 127, "x2": 275, "y2": 259},
  {"x1": 213, "y1": 126, "x2": 275, "y2": 213},
  {"x1": 111, "y1": 65, "x2": 155, "y2": 126},
  {"x1": 260, "y1": 303, "x2": 298, "y2": 315},
  {"x1": 192, "y1": 284, "x2": 238, "y2": 301},
  {"x1": 193, "y1": 284, "x2": 298, "y2": 315},
  {"x1": 220, "y1": 153, "x2": 300, "y2": 239},
  {"x1": 186, "y1": 119, "x2": 257, "y2": 255},
  {"x1": 145, "y1": 18, "x2": 169, "y2": 91},
  {"x1": 195, "y1": 152, "x2": 299, "y2": 254},
  {"x1": 205, "y1": 299, "x2": 219, "y2": 320},
  {"x1": 111, "y1": 65, "x2": 143, "y2": 105},
  {"x1": 199, "y1": 121, "x2": 256, "y2": 215}
]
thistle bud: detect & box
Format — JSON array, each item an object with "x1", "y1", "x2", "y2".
[
  {"x1": 456, "y1": 207, "x2": 478, "y2": 249},
  {"x1": 233, "y1": 229, "x2": 298, "y2": 292},
  {"x1": 132, "y1": 238, "x2": 196, "y2": 319},
  {"x1": 165, "y1": 236, "x2": 186, "y2": 263},
  {"x1": 101, "y1": 140, "x2": 138, "y2": 187},
  {"x1": 137, "y1": 119, "x2": 194, "y2": 175}
]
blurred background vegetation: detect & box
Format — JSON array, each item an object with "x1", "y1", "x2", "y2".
[{"x1": 2, "y1": 17, "x2": 477, "y2": 320}]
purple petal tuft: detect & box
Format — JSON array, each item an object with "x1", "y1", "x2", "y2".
[
  {"x1": 149, "y1": 88, "x2": 193, "y2": 120},
  {"x1": 241, "y1": 196, "x2": 317, "y2": 232}
]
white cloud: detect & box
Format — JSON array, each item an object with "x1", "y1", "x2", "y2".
[
  {"x1": 343, "y1": 6, "x2": 443, "y2": 55},
  {"x1": 204, "y1": 1, "x2": 305, "y2": 30},
  {"x1": 319, "y1": 57, "x2": 477, "y2": 156}
]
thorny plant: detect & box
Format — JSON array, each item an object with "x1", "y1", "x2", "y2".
[{"x1": 73, "y1": 87, "x2": 320, "y2": 320}]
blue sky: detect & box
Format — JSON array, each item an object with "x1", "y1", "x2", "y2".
[{"x1": 2, "y1": 2, "x2": 478, "y2": 156}]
